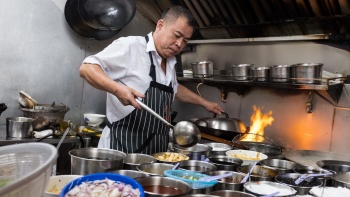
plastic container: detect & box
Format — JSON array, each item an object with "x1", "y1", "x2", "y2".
[
  {"x1": 60, "y1": 173, "x2": 145, "y2": 197},
  {"x1": 164, "y1": 170, "x2": 218, "y2": 189},
  {"x1": 0, "y1": 143, "x2": 58, "y2": 197}
]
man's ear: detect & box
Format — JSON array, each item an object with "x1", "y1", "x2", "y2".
[{"x1": 156, "y1": 19, "x2": 164, "y2": 30}]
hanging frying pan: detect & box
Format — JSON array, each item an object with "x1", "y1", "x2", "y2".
[{"x1": 64, "y1": 0, "x2": 136, "y2": 40}]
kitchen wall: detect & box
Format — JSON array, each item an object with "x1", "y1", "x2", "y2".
[{"x1": 1, "y1": 0, "x2": 350, "y2": 154}]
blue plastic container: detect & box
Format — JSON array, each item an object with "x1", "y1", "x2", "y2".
[
  {"x1": 164, "y1": 170, "x2": 218, "y2": 189},
  {"x1": 59, "y1": 173, "x2": 145, "y2": 197}
]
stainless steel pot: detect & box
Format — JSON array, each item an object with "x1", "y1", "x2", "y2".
[
  {"x1": 69, "y1": 148, "x2": 126, "y2": 175},
  {"x1": 208, "y1": 155, "x2": 243, "y2": 171},
  {"x1": 231, "y1": 64, "x2": 253, "y2": 81},
  {"x1": 291, "y1": 63, "x2": 323, "y2": 84},
  {"x1": 137, "y1": 162, "x2": 176, "y2": 176},
  {"x1": 196, "y1": 113, "x2": 247, "y2": 141},
  {"x1": 191, "y1": 61, "x2": 213, "y2": 78},
  {"x1": 275, "y1": 173, "x2": 323, "y2": 195},
  {"x1": 251, "y1": 66, "x2": 270, "y2": 82},
  {"x1": 6, "y1": 117, "x2": 34, "y2": 138},
  {"x1": 136, "y1": 176, "x2": 191, "y2": 196},
  {"x1": 237, "y1": 165, "x2": 279, "y2": 181},
  {"x1": 109, "y1": 169, "x2": 150, "y2": 179},
  {"x1": 270, "y1": 65, "x2": 292, "y2": 82},
  {"x1": 332, "y1": 171, "x2": 350, "y2": 188},
  {"x1": 123, "y1": 153, "x2": 156, "y2": 170},
  {"x1": 173, "y1": 144, "x2": 213, "y2": 160},
  {"x1": 178, "y1": 160, "x2": 217, "y2": 173},
  {"x1": 259, "y1": 159, "x2": 299, "y2": 175},
  {"x1": 211, "y1": 190, "x2": 256, "y2": 197},
  {"x1": 207, "y1": 170, "x2": 246, "y2": 191},
  {"x1": 204, "y1": 143, "x2": 232, "y2": 156}
]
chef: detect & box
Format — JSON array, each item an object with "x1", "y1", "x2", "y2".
[{"x1": 79, "y1": 6, "x2": 224, "y2": 154}]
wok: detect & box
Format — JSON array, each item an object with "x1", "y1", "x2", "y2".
[
  {"x1": 195, "y1": 112, "x2": 247, "y2": 141},
  {"x1": 0, "y1": 103, "x2": 7, "y2": 116},
  {"x1": 64, "y1": 0, "x2": 136, "y2": 40}
]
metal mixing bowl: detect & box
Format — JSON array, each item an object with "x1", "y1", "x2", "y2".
[
  {"x1": 275, "y1": 173, "x2": 323, "y2": 195},
  {"x1": 179, "y1": 160, "x2": 217, "y2": 173},
  {"x1": 108, "y1": 169, "x2": 150, "y2": 179},
  {"x1": 237, "y1": 165, "x2": 279, "y2": 181},
  {"x1": 211, "y1": 190, "x2": 257, "y2": 197},
  {"x1": 206, "y1": 170, "x2": 246, "y2": 191},
  {"x1": 208, "y1": 155, "x2": 243, "y2": 171},
  {"x1": 204, "y1": 143, "x2": 232, "y2": 156},
  {"x1": 317, "y1": 160, "x2": 350, "y2": 173},
  {"x1": 137, "y1": 163, "x2": 176, "y2": 176},
  {"x1": 123, "y1": 153, "x2": 156, "y2": 170},
  {"x1": 136, "y1": 176, "x2": 191, "y2": 197},
  {"x1": 174, "y1": 144, "x2": 213, "y2": 160},
  {"x1": 259, "y1": 159, "x2": 299, "y2": 175}
]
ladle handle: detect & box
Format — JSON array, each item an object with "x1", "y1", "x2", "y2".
[{"x1": 135, "y1": 99, "x2": 174, "y2": 128}]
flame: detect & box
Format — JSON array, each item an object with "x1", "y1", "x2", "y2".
[{"x1": 241, "y1": 105, "x2": 274, "y2": 142}]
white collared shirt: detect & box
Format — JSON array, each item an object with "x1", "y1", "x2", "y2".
[{"x1": 83, "y1": 32, "x2": 178, "y2": 148}]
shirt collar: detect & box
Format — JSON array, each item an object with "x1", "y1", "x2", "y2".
[{"x1": 145, "y1": 32, "x2": 176, "y2": 64}]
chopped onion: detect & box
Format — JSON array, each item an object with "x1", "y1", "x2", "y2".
[{"x1": 65, "y1": 178, "x2": 141, "y2": 197}]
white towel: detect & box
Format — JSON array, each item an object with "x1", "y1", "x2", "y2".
[{"x1": 33, "y1": 129, "x2": 53, "y2": 138}]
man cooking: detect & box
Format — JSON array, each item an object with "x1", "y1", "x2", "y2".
[{"x1": 79, "y1": 6, "x2": 224, "y2": 154}]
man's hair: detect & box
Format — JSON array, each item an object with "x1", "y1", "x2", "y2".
[{"x1": 160, "y1": 6, "x2": 196, "y2": 28}]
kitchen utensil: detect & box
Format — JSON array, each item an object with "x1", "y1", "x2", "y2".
[
  {"x1": 251, "y1": 66, "x2": 270, "y2": 82},
  {"x1": 200, "y1": 173, "x2": 233, "y2": 182},
  {"x1": 178, "y1": 160, "x2": 217, "y2": 173},
  {"x1": 294, "y1": 172, "x2": 332, "y2": 185},
  {"x1": 137, "y1": 162, "x2": 177, "y2": 176},
  {"x1": 208, "y1": 155, "x2": 243, "y2": 171},
  {"x1": 237, "y1": 165, "x2": 279, "y2": 181},
  {"x1": 243, "y1": 181, "x2": 297, "y2": 196},
  {"x1": 259, "y1": 159, "x2": 299, "y2": 175},
  {"x1": 241, "y1": 161, "x2": 258, "y2": 183},
  {"x1": 164, "y1": 170, "x2": 218, "y2": 189},
  {"x1": 69, "y1": 148, "x2": 126, "y2": 175},
  {"x1": 201, "y1": 133, "x2": 236, "y2": 147},
  {"x1": 231, "y1": 64, "x2": 253, "y2": 81},
  {"x1": 0, "y1": 143, "x2": 57, "y2": 197},
  {"x1": 270, "y1": 65, "x2": 292, "y2": 82},
  {"x1": 136, "y1": 176, "x2": 191, "y2": 196},
  {"x1": 123, "y1": 153, "x2": 156, "y2": 170},
  {"x1": 206, "y1": 170, "x2": 246, "y2": 191},
  {"x1": 196, "y1": 112, "x2": 247, "y2": 141},
  {"x1": 110, "y1": 169, "x2": 150, "y2": 180},
  {"x1": 18, "y1": 91, "x2": 37, "y2": 109},
  {"x1": 172, "y1": 163, "x2": 180, "y2": 170},
  {"x1": 6, "y1": 117, "x2": 34, "y2": 138},
  {"x1": 60, "y1": 173, "x2": 144, "y2": 197},
  {"x1": 317, "y1": 160, "x2": 350, "y2": 173},
  {"x1": 226, "y1": 149, "x2": 268, "y2": 166},
  {"x1": 210, "y1": 190, "x2": 256, "y2": 197},
  {"x1": 173, "y1": 143, "x2": 213, "y2": 160},
  {"x1": 64, "y1": 0, "x2": 135, "y2": 40},
  {"x1": 56, "y1": 127, "x2": 70, "y2": 151},
  {"x1": 291, "y1": 63, "x2": 323, "y2": 84},
  {"x1": 191, "y1": 61, "x2": 214, "y2": 78},
  {"x1": 135, "y1": 99, "x2": 200, "y2": 148},
  {"x1": 275, "y1": 173, "x2": 323, "y2": 195}
]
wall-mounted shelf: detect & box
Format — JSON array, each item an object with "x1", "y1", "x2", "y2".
[{"x1": 177, "y1": 76, "x2": 345, "y2": 104}]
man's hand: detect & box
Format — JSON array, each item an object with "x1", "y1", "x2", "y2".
[
  {"x1": 114, "y1": 84, "x2": 144, "y2": 109},
  {"x1": 203, "y1": 101, "x2": 224, "y2": 115}
]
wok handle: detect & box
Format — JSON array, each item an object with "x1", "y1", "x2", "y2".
[{"x1": 135, "y1": 99, "x2": 174, "y2": 128}]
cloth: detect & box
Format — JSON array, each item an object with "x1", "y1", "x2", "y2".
[
  {"x1": 33, "y1": 129, "x2": 53, "y2": 138},
  {"x1": 108, "y1": 35, "x2": 174, "y2": 154},
  {"x1": 82, "y1": 32, "x2": 178, "y2": 149}
]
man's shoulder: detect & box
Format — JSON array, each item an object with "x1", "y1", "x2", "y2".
[{"x1": 116, "y1": 35, "x2": 145, "y2": 45}]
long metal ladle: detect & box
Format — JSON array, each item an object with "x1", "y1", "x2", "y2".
[{"x1": 135, "y1": 99, "x2": 201, "y2": 147}]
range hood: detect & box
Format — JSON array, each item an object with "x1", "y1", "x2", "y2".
[{"x1": 136, "y1": 0, "x2": 350, "y2": 40}]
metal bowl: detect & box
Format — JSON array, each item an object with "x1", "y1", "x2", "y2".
[
  {"x1": 237, "y1": 165, "x2": 279, "y2": 181},
  {"x1": 123, "y1": 153, "x2": 156, "y2": 170},
  {"x1": 152, "y1": 152, "x2": 189, "y2": 164},
  {"x1": 244, "y1": 181, "x2": 297, "y2": 196},
  {"x1": 135, "y1": 176, "x2": 191, "y2": 197},
  {"x1": 259, "y1": 159, "x2": 299, "y2": 175},
  {"x1": 332, "y1": 171, "x2": 350, "y2": 188},
  {"x1": 173, "y1": 144, "x2": 213, "y2": 160},
  {"x1": 293, "y1": 165, "x2": 333, "y2": 174},
  {"x1": 208, "y1": 155, "x2": 243, "y2": 171},
  {"x1": 275, "y1": 173, "x2": 323, "y2": 195},
  {"x1": 137, "y1": 163, "x2": 176, "y2": 176},
  {"x1": 179, "y1": 160, "x2": 217, "y2": 173},
  {"x1": 69, "y1": 148, "x2": 126, "y2": 175},
  {"x1": 207, "y1": 170, "x2": 246, "y2": 191},
  {"x1": 317, "y1": 160, "x2": 350, "y2": 173},
  {"x1": 108, "y1": 169, "x2": 150, "y2": 179},
  {"x1": 204, "y1": 143, "x2": 232, "y2": 156},
  {"x1": 211, "y1": 190, "x2": 257, "y2": 197},
  {"x1": 182, "y1": 195, "x2": 219, "y2": 197}
]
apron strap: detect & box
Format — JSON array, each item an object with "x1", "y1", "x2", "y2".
[
  {"x1": 145, "y1": 36, "x2": 156, "y2": 82},
  {"x1": 134, "y1": 133, "x2": 156, "y2": 153}
]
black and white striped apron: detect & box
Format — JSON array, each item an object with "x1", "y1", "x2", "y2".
[{"x1": 109, "y1": 36, "x2": 174, "y2": 155}]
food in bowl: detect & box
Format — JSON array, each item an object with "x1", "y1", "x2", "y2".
[
  {"x1": 226, "y1": 150, "x2": 268, "y2": 165},
  {"x1": 44, "y1": 175, "x2": 82, "y2": 197},
  {"x1": 60, "y1": 173, "x2": 144, "y2": 197},
  {"x1": 153, "y1": 152, "x2": 189, "y2": 162}
]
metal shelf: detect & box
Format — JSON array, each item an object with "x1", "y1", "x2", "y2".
[{"x1": 177, "y1": 76, "x2": 345, "y2": 104}]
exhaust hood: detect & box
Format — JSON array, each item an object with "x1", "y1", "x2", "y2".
[{"x1": 136, "y1": 0, "x2": 350, "y2": 41}]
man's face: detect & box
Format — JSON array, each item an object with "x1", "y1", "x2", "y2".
[{"x1": 154, "y1": 16, "x2": 194, "y2": 59}]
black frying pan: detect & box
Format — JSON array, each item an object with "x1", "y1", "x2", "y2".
[{"x1": 64, "y1": 0, "x2": 135, "y2": 40}]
